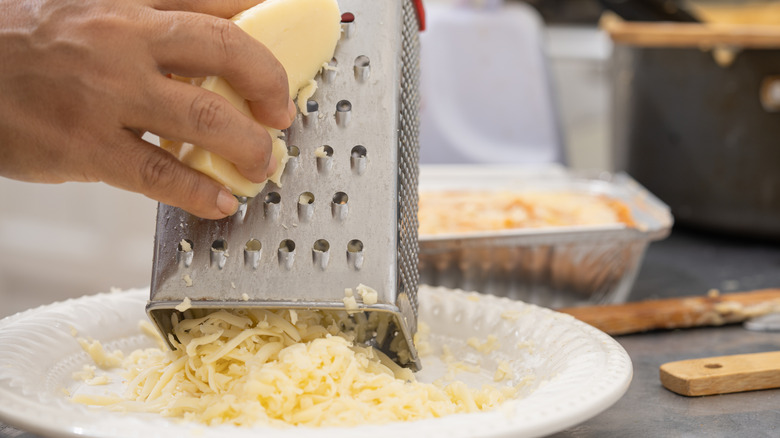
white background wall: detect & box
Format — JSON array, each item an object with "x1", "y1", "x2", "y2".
[{"x1": 0, "y1": 173, "x2": 157, "y2": 318}]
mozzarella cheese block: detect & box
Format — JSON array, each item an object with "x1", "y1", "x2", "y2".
[{"x1": 161, "y1": 0, "x2": 341, "y2": 197}]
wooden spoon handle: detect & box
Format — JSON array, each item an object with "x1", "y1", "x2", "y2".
[
  {"x1": 660, "y1": 351, "x2": 780, "y2": 396},
  {"x1": 558, "y1": 288, "x2": 780, "y2": 335}
]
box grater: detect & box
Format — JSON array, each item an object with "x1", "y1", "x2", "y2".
[{"x1": 147, "y1": 0, "x2": 424, "y2": 370}]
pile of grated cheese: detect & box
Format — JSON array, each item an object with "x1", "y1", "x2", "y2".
[{"x1": 72, "y1": 307, "x2": 518, "y2": 427}]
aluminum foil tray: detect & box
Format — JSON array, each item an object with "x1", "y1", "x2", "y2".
[{"x1": 418, "y1": 164, "x2": 673, "y2": 308}]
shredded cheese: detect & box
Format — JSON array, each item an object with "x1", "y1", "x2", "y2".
[
  {"x1": 467, "y1": 335, "x2": 500, "y2": 354},
  {"x1": 342, "y1": 295, "x2": 358, "y2": 313},
  {"x1": 73, "y1": 308, "x2": 519, "y2": 427},
  {"x1": 175, "y1": 297, "x2": 193, "y2": 312},
  {"x1": 500, "y1": 310, "x2": 522, "y2": 321},
  {"x1": 85, "y1": 375, "x2": 111, "y2": 386},
  {"x1": 72, "y1": 364, "x2": 97, "y2": 381},
  {"x1": 356, "y1": 283, "x2": 378, "y2": 305},
  {"x1": 77, "y1": 338, "x2": 124, "y2": 369},
  {"x1": 494, "y1": 360, "x2": 512, "y2": 382}
]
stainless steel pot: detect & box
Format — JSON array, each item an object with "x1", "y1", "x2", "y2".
[{"x1": 609, "y1": 21, "x2": 780, "y2": 238}]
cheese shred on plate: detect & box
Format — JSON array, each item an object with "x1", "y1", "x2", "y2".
[{"x1": 72, "y1": 309, "x2": 516, "y2": 427}]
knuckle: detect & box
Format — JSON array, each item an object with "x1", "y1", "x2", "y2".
[
  {"x1": 212, "y1": 19, "x2": 241, "y2": 64},
  {"x1": 189, "y1": 93, "x2": 230, "y2": 134},
  {"x1": 138, "y1": 149, "x2": 216, "y2": 218},
  {"x1": 140, "y1": 149, "x2": 180, "y2": 191},
  {"x1": 180, "y1": 173, "x2": 206, "y2": 206}
]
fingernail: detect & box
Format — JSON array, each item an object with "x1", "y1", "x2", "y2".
[
  {"x1": 217, "y1": 188, "x2": 239, "y2": 216},
  {"x1": 288, "y1": 99, "x2": 297, "y2": 123}
]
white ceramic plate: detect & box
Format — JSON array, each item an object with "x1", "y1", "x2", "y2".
[{"x1": 0, "y1": 286, "x2": 631, "y2": 438}]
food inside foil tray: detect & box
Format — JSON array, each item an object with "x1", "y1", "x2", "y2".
[
  {"x1": 417, "y1": 165, "x2": 673, "y2": 308},
  {"x1": 419, "y1": 191, "x2": 636, "y2": 235}
]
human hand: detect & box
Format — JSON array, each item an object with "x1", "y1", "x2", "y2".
[{"x1": 0, "y1": 0, "x2": 296, "y2": 219}]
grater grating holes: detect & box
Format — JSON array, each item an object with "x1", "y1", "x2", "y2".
[
  {"x1": 323, "y1": 57, "x2": 338, "y2": 83},
  {"x1": 304, "y1": 101, "x2": 318, "y2": 127},
  {"x1": 278, "y1": 239, "x2": 296, "y2": 270},
  {"x1": 149, "y1": 0, "x2": 423, "y2": 369},
  {"x1": 332, "y1": 192, "x2": 348, "y2": 221},
  {"x1": 335, "y1": 100, "x2": 351, "y2": 127},
  {"x1": 177, "y1": 239, "x2": 194, "y2": 268},
  {"x1": 397, "y1": 0, "x2": 422, "y2": 318},
  {"x1": 264, "y1": 192, "x2": 282, "y2": 223},
  {"x1": 315, "y1": 145, "x2": 334, "y2": 173},
  {"x1": 350, "y1": 145, "x2": 367, "y2": 175},
  {"x1": 347, "y1": 239, "x2": 364, "y2": 270},
  {"x1": 297, "y1": 192, "x2": 315, "y2": 222},
  {"x1": 286, "y1": 145, "x2": 300, "y2": 173},
  {"x1": 244, "y1": 239, "x2": 262, "y2": 269},
  {"x1": 210, "y1": 239, "x2": 228, "y2": 269},
  {"x1": 312, "y1": 239, "x2": 330, "y2": 270},
  {"x1": 354, "y1": 55, "x2": 370, "y2": 82}
]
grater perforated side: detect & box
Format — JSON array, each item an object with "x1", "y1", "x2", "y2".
[{"x1": 147, "y1": 0, "x2": 423, "y2": 370}]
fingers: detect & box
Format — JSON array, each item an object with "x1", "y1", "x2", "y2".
[
  {"x1": 149, "y1": 10, "x2": 294, "y2": 130},
  {"x1": 99, "y1": 131, "x2": 238, "y2": 220},
  {"x1": 151, "y1": 0, "x2": 264, "y2": 19},
  {"x1": 133, "y1": 76, "x2": 276, "y2": 183}
]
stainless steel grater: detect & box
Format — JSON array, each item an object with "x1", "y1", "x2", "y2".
[{"x1": 147, "y1": 0, "x2": 424, "y2": 370}]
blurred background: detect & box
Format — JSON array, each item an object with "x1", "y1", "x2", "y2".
[{"x1": 2, "y1": 0, "x2": 779, "y2": 317}]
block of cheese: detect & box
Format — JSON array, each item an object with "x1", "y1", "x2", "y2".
[{"x1": 161, "y1": 0, "x2": 341, "y2": 197}]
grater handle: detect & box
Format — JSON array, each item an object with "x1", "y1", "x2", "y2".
[{"x1": 413, "y1": 0, "x2": 426, "y2": 31}]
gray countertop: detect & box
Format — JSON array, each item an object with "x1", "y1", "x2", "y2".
[
  {"x1": 551, "y1": 227, "x2": 780, "y2": 437},
  {"x1": 3, "y1": 227, "x2": 780, "y2": 437}
]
